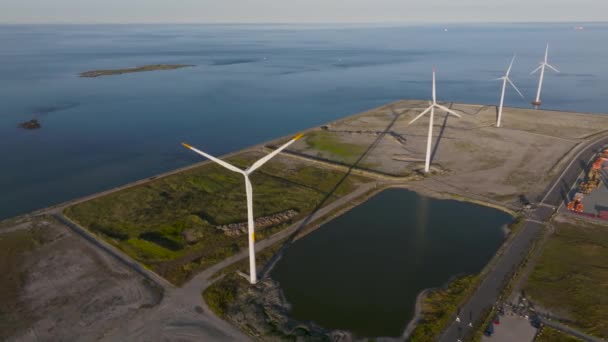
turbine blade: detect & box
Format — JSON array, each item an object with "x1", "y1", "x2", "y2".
[
  {"x1": 506, "y1": 54, "x2": 516, "y2": 76},
  {"x1": 545, "y1": 44, "x2": 549, "y2": 63},
  {"x1": 436, "y1": 104, "x2": 462, "y2": 118},
  {"x1": 246, "y1": 133, "x2": 304, "y2": 174},
  {"x1": 494, "y1": 77, "x2": 505, "y2": 81},
  {"x1": 546, "y1": 63, "x2": 560, "y2": 73},
  {"x1": 182, "y1": 143, "x2": 244, "y2": 174},
  {"x1": 409, "y1": 106, "x2": 432, "y2": 125},
  {"x1": 506, "y1": 77, "x2": 525, "y2": 99},
  {"x1": 530, "y1": 64, "x2": 542, "y2": 75}
]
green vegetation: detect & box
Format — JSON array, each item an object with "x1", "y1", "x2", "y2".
[
  {"x1": 305, "y1": 131, "x2": 366, "y2": 164},
  {"x1": 525, "y1": 219, "x2": 608, "y2": 339},
  {"x1": 79, "y1": 64, "x2": 194, "y2": 77},
  {"x1": 204, "y1": 239, "x2": 285, "y2": 317},
  {"x1": 467, "y1": 306, "x2": 496, "y2": 342},
  {"x1": 535, "y1": 326, "x2": 582, "y2": 342},
  {"x1": 410, "y1": 275, "x2": 479, "y2": 342},
  {"x1": 65, "y1": 152, "x2": 366, "y2": 286},
  {"x1": 0, "y1": 227, "x2": 45, "y2": 340},
  {"x1": 204, "y1": 273, "x2": 243, "y2": 318}
]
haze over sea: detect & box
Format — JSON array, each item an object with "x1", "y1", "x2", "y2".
[{"x1": 1, "y1": 23, "x2": 607, "y2": 219}]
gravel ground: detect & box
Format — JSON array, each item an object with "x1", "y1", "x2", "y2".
[
  {"x1": 289, "y1": 100, "x2": 608, "y2": 205},
  {"x1": 0, "y1": 216, "x2": 163, "y2": 341}
]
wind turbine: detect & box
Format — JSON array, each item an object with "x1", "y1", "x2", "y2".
[
  {"x1": 181, "y1": 133, "x2": 303, "y2": 284},
  {"x1": 409, "y1": 68, "x2": 461, "y2": 173},
  {"x1": 531, "y1": 44, "x2": 560, "y2": 106},
  {"x1": 496, "y1": 55, "x2": 524, "y2": 128}
]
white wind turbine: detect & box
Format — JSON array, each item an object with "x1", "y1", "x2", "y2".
[
  {"x1": 181, "y1": 133, "x2": 303, "y2": 284},
  {"x1": 496, "y1": 55, "x2": 524, "y2": 128},
  {"x1": 409, "y1": 68, "x2": 461, "y2": 173},
  {"x1": 531, "y1": 44, "x2": 560, "y2": 106}
]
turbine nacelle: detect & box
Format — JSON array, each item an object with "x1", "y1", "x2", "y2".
[{"x1": 409, "y1": 68, "x2": 462, "y2": 126}]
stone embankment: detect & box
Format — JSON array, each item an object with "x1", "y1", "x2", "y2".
[
  {"x1": 227, "y1": 278, "x2": 352, "y2": 341},
  {"x1": 217, "y1": 209, "x2": 299, "y2": 236}
]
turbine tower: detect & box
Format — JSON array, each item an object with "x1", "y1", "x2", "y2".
[
  {"x1": 181, "y1": 133, "x2": 303, "y2": 284},
  {"x1": 496, "y1": 55, "x2": 524, "y2": 128},
  {"x1": 409, "y1": 68, "x2": 461, "y2": 173},
  {"x1": 531, "y1": 44, "x2": 560, "y2": 107}
]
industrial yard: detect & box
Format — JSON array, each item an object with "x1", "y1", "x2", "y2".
[{"x1": 566, "y1": 148, "x2": 608, "y2": 218}]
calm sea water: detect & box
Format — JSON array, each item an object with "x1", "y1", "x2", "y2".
[
  {"x1": 1, "y1": 23, "x2": 607, "y2": 219},
  {"x1": 272, "y1": 188, "x2": 512, "y2": 337}
]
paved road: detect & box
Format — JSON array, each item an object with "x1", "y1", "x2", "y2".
[
  {"x1": 440, "y1": 134, "x2": 608, "y2": 342},
  {"x1": 440, "y1": 221, "x2": 543, "y2": 342}
]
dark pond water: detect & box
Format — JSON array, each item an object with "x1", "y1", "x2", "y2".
[{"x1": 271, "y1": 188, "x2": 512, "y2": 337}]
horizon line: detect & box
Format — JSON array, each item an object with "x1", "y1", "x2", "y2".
[{"x1": 0, "y1": 20, "x2": 605, "y2": 26}]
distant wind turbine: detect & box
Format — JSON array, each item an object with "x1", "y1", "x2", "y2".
[
  {"x1": 531, "y1": 44, "x2": 560, "y2": 106},
  {"x1": 495, "y1": 55, "x2": 524, "y2": 128},
  {"x1": 181, "y1": 133, "x2": 303, "y2": 284},
  {"x1": 409, "y1": 68, "x2": 461, "y2": 173}
]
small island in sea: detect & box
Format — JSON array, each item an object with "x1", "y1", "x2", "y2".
[
  {"x1": 19, "y1": 119, "x2": 41, "y2": 130},
  {"x1": 79, "y1": 64, "x2": 194, "y2": 78}
]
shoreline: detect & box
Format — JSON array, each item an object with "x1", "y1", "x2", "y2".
[
  {"x1": 1, "y1": 100, "x2": 398, "y2": 225},
  {"x1": 4, "y1": 97, "x2": 604, "y2": 225}
]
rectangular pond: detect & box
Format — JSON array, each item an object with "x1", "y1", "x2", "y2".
[{"x1": 271, "y1": 188, "x2": 512, "y2": 338}]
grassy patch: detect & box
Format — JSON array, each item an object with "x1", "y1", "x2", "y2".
[
  {"x1": 305, "y1": 131, "x2": 366, "y2": 164},
  {"x1": 203, "y1": 239, "x2": 286, "y2": 317},
  {"x1": 204, "y1": 272, "x2": 244, "y2": 318},
  {"x1": 524, "y1": 219, "x2": 608, "y2": 339},
  {"x1": 535, "y1": 326, "x2": 582, "y2": 342},
  {"x1": 454, "y1": 141, "x2": 476, "y2": 151},
  {"x1": 410, "y1": 275, "x2": 479, "y2": 342},
  {"x1": 65, "y1": 152, "x2": 367, "y2": 286}
]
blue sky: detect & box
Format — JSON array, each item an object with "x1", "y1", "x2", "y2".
[{"x1": 1, "y1": 0, "x2": 606, "y2": 24}]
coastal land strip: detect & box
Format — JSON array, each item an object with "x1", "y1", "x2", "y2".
[{"x1": 3, "y1": 99, "x2": 608, "y2": 340}]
